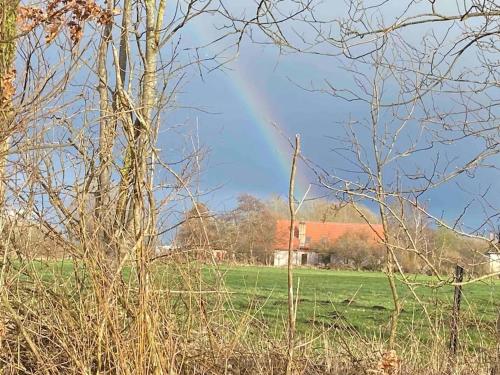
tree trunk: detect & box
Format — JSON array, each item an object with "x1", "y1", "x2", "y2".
[
  {"x1": 135, "y1": 0, "x2": 165, "y2": 371},
  {"x1": 286, "y1": 135, "x2": 300, "y2": 375},
  {"x1": 0, "y1": 0, "x2": 18, "y2": 229},
  {"x1": 96, "y1": 0, "x2": 114, "y2": 263}
]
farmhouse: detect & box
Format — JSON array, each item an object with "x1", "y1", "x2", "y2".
[{"x1": 273, "y1": 219, "x2": 383, "y2": 267}]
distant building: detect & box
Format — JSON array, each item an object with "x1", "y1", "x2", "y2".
[
  {"x1": 273, "y1": 220, "x2": 383, "y2": 267},
  {"x1": 485, "y1": 233, "x2": 500, "y2": 274},
  {"x1": 155, "y1": 244, "x2": 178, "y2": 256},
  {"x1": 155, "y1": 244, "x2": 226, "y2": 262}
]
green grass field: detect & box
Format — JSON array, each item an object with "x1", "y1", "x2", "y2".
[
  {"x1": 209, "y1": 266, "x2": 499, "y2": 344},
  {"x1": 15, "y1": 261, "x2": 500, "y2": 346}
]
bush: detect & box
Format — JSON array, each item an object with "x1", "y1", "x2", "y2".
[{"x1": 322, "y1": 232, "x2": 384, "y2": 271}]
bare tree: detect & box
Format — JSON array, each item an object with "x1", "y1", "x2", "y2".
[
  {"x1": 0, "y1": 1, "x2": 318, "y2": 371},
  {"x1": 286, "y1": 134, "x2": 300, "y2": 375},
  {"x1": 256, "y1": 0, "x2": 500, "y2": 350}
]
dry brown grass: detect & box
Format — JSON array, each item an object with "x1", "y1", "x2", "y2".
[{"x1": 0, "y1": 251, "x2": 498, "y2": 374}]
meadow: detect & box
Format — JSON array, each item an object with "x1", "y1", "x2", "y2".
[
  {"x1": 206, "y1": 266, "x2": 499, "y2": 344},
  {"x1": 4, "y1": 260, "x2": 499, "y2": 374},
  {"x1": 20, "y1": 262, "x2": 500, "y2": 344},
  {"x1": 23, "y1": 260, "x2": 499, "y2": 346}
]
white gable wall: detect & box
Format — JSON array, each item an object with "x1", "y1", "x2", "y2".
[
  {"x1": 273, "y1": 250, "x2": 319, "y2": 266},
  {"x1": 487, "y1": 252, "x2": 500, "y2": 273}
]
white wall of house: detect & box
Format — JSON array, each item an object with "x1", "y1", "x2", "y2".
[
  {"x1": 273, "y1": 250, "x2": 319, "y2": 266},
  {"x1": 155, "y1": 245, "x2": 173, "y2": 256},
  {"x1": 486, "y1": 252, "x2": 500, "y2": 273}
]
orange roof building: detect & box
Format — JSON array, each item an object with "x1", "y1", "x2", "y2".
[{"x1": 274, "y1": 219, "x2": 384, "y2": 251}]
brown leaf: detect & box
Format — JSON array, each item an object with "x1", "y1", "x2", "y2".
[
  {"x1": 17, "y1": 0, "x2": 114, "y2": 45},
  {"x1": 377, "y1": 350, "x2": 400, "y2": 375},
  {"x1": 0, "y1": 69, "x2": 16, "y2": 107}
]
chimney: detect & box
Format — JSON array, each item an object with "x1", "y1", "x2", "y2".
[{"x1": 298, "y1": 222, "x2": 306, "y2": 248}]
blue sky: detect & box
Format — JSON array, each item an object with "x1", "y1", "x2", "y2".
[
  {"x1": 9, "y1": 1, "x2": 497, "y2": 239},
  {"x1": 138, "y1": 1, "x2": 499, "y2": 233}
]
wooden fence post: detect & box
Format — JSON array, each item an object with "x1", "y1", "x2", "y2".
[{"x1": 449, "y1": 265, "x2": 464, "y2": 356}]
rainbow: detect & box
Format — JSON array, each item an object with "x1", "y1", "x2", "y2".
[
  {"x1": 188, "y1": 23, "x2": 311, "y2": 198},
  {"x1": 227, "y1": 63, "x2": 310, "y2": 197}
]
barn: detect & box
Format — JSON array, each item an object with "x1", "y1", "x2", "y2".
[{"x1": 272, "y1": 219, "x2": 383, "y2": 267}]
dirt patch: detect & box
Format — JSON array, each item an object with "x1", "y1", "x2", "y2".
[{"x1": 342, "y1": 299, "x2": 356, "y2": 305}]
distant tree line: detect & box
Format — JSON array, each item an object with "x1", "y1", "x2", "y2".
[
  {"x1": 5, "y1": 192, "x2": 488, "y2": 274},
  {"x1": 175, "y1": 194, "x2": 489, "y2": 274},
  {"x1": 176, "y1": 195, "x2": 277, "y2": 264}
]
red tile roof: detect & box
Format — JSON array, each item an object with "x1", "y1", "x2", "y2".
[{"x1": 274, "y1": 219, "x2": 383, "y2": 250}]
